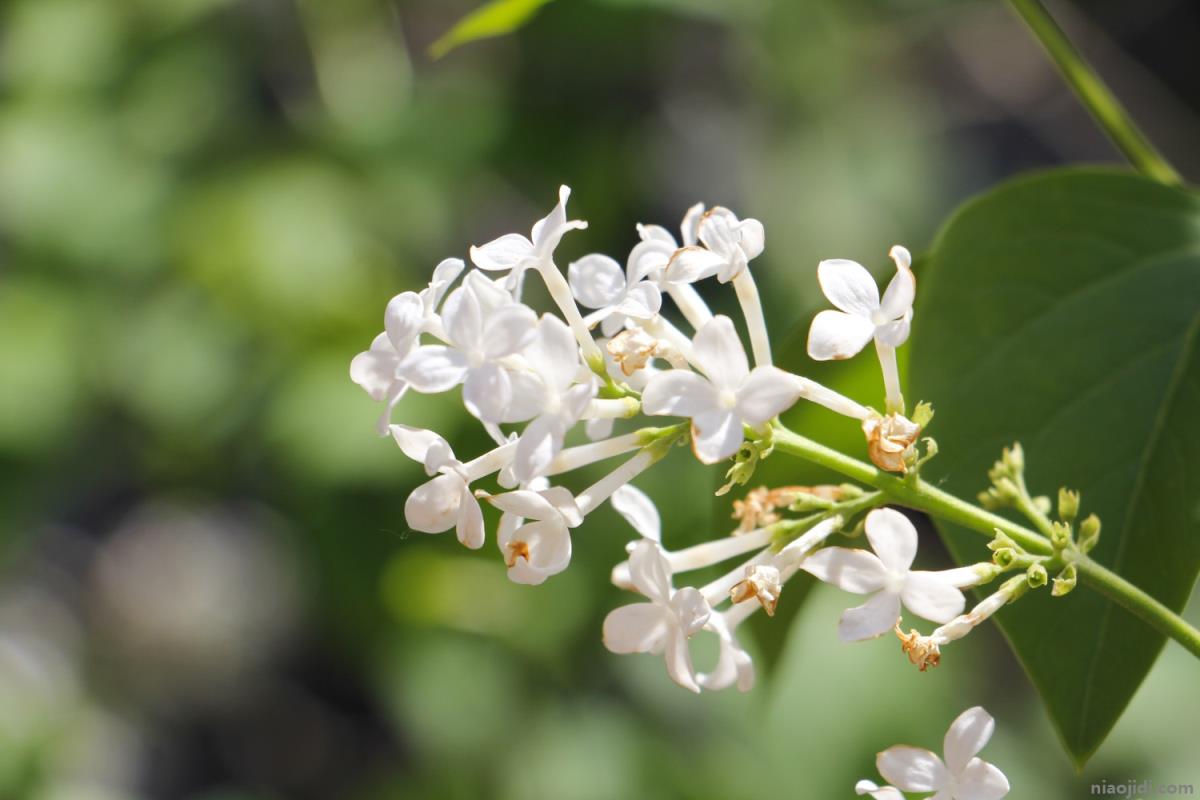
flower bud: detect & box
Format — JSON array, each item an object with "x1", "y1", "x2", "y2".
[
  {"x1": 1058, "y1": 488, "x2": 1080, "y2": 522},
  {"x1": 1052, "y1": 563, "x2": 1078, "y2": 597},
  {"x1": 1032, "y1": 495, "x2": 1052, "y2": 516},
  {"x1": 1003, "y1": 442, "x2": 1025, "y2": 473},
  {"x1": 1078, "y1": 514, "x2": 1101, "y2": 553},
  {"x1": 1050, "y1": 521, "x2": 1072, "y2": 550},
  {"x1": 993, "y1": 547, "x2": 1017, "y2": 568},
  {"x1": 1026, "y1": 562, "x2": 1048, "y2": 588}
]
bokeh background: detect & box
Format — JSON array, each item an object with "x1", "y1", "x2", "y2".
[{"x1": 1, "y1": 0, "x2": 1198, "y2": 798}]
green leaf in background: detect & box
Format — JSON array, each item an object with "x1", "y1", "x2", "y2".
[
  {"x1": 910, "y1": 169, "x2": 1200, "y2": 765},
  {"x1": 428, "y1": 0, "x2": 557, "y2": 59}
]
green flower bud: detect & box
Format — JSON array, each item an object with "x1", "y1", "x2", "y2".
[
  {"x1": 987, "y1": 530, "x2": 1016, "y2": 552},
  {"x1": 1050, "y1": 521, "x2": 1072, "y2": 550},
  {"x1": 1033, "y1": 495, "x2": 1052, "y2": 516},
  {"x1": 1078, "y1": 514, "x2": 1101, "y2": 553},
  {"x1": 1003, "y1": 442, "x2": 1025, "y2": 473},
  {"x1": 911, "y1": 401, "x2": 935, "y2": 428},
  {"x1": 1058, "y1": 488, "x2": 1080, "y2": 522},
  {"x1": 993, "y1": 547, "x2": 1017, "y2": 568},
  {"x1": 1052, "y1": 563, "x2": 1078, "y2": 597},
  {"x1": 1026, "y1": 562, "x2": 1048, "y2": 588}
]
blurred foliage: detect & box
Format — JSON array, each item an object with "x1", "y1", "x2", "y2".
[{"x1": 0, "y1": 0, "x2": 1197, "y2": 798}]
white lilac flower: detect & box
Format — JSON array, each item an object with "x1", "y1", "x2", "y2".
[
  {"x1": 469, "y1": 185, "x2": 587, "y2": 292},
  {"x1": 392, "y1": 425, "x2": 515, "y2": 550},
  {"x1": 665, "y1": 207, "x2": 765, "y2": 285},
  {"x1": 801, "y1": 508, "x2": 981, "y2": 641},
  {"x1": 873, "y1": 706, "x2": 1010, "y2": 800},
  {"x1": 696, "y1": 606, "x2": 755, "y2": 692},
  {"x1": 350, "y1": 257, "x2": 465, "y2": 432},
  {"x1": 641, "y1": 315, "x2": 800, "y2": 463},
  {"x1": 398, "y1": 272, "x2": 538, "y2": 424},
  {"x1": 806, "y1": 245, "x2": 914, "y2": 412},
  {"x1": 602, "y1": 539, "x2": 712, "y2": 693},
  {"x1": 468, "y1": 185, "x2": 602, "y2": 363},
  {"x1": 488, "y1": 486, "x2": 583, "y2": 585},
  {"x1": 568, "y1": 253, "x2": 662, "y2": 337},
  {"x1": 506, "y1": 315, "x2": 598, "y2": 483},
  {"x1": 626, "y1": 205, "x2": 713, "y2": 330}
]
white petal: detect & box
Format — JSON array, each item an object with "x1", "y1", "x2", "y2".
[
  {"x1": 611, "y1": 484, "x2": 661, "y2": 541},
  {"x1": 626, "y1": 540, "x2": 673, "y2": 604},
  {"x1": 531, "y1": 184, "x2": 586, "y2": 259},
  {"x1": 680, "y1": 203, "x2": 705, "y2": 246},
  {"x1": 404, "y1": 473, "x2": 464, "y2": 533},
  {"x1": 838, "y1": 590, "x2": 902, "y2": 641},
  {"x1": 692, "y1": 316, "x2": 750, "y2": 390},
  {"x1": 482, "y1": 303, "x2": 538, "y2": 360},
  {"x1": 388, "y1": 424, "x2": 452, "y2": 472},
  {"x1": 736, "y1": 367, "x2": 800, "y2": 425},
  {"x1": 485, "y1": 488, "x2": 561, "y2": 521},
  {"x1": 441, "y1": 286, "x2": 483, "y2": 352},
  {"x1": 568, "y1": 253, "x2": 626, "y2": 309},
  {"x1": 877, "y1": 747, "x2": 948, "y2": 793},
  {"x1": 807, "y1": 309, "x2": 876, "y2": 361},
  {"x1": 384, "y1": 292, "x2": 424, "y2": 352},
  {"x1": 513, "y1": 415, "x2": 564, "y2": 484},
  {"x1": 398, "y1": 345, "x2": 469, "y2": 393},
  {"x1": 663, "y1": 627, "x2": 701, "y2": 693},
  {"x1": 865, "y1": 508, "x2": 919, "y2": 572},
  {"x1": 502, "y1": 371, "x2": 546, "y2": 423},
  {"x1": 665, "y1": 246, "x2": 725, "y2": 284},
  {"x1": 614, "y1": 282, "x2": 661, "y2": 320},
  {"x1": 426, "y1": 257, "x2": 465, "y2": 306},
  {"x1": 944, "y1": 707, "x2": 996, "y2": 776},
  {"x1": 599, "y1": 311, "x2": 625, "y2": 338},
  {"x1": 888, "y1": 244, "x2": 912, "y2": 271},
  {"x1": 955, "y1": 759, "x2": 1009, "y2": 800},
  {"x1": 637, "y1": 223, "x2": 676, "y2": 244},
  {"x1": 642, "y1": 370, "x2": 717, "y2": 418},
  {"x1": 463, "y1": 364, "x2": 512, "y2": 423},
  {"x1": 735, "y1": 217, "x2": 765, "y2": 260},
  {"x1": 602, "y1": 603, "x2": 669, "y2": 653},
  {"x1": 879, "y1": 265, "x2": 916, "y2": 321},
  {"x1": 876, "y1": 312, "x2": 912, "y2": 348},
  {"x1": 626, "y1": 238, "x2": 673, "y2": 282},
  {"x1": 542, "y1": 486, "x2": 583, "y2": 527},
  {"x1": 350, "y1": 333, "x2": 400, "y2": 401},
  {"x1": 455, "y1": 487, "x2": 484, "y2": 549},
  {"x1": 903, "y1": 572, "x2": 967, "y2": 624},
  {"x1": 671, "y1": 586, "x2": 711, "y2": 636},
  {"x1": 800, "y1": 547, "x2": 888, "y2": 593},
  {"x1": 855, "y1": 780, "x2": 906, "y2": 800},
  {"x1": 690, "y1": 409, "x2": 743, "y2": 464},
  {"x1": 469, "y1": 233, "x2": 535, "y2": 271},
  {"x1": 817, "y1": 258, "x2": 880, "y2": 316},
  {"x1": 463, "y1": 269, "x2": 513, "y2": 312},
  {"x1": 528, "y1": 315, "x2": 581, "y2": 391}
]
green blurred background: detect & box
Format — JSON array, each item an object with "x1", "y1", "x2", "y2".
[{"x1": 1, "y1": 0, "x2": 1197, "y2": 798}]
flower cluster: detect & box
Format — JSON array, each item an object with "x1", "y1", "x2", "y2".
[{"x1": 351, "y1": 186, "x2": 998, "y2": 691}]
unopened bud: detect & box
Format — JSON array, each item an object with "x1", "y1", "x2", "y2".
[
  {"x1": 1078, "y1": 514, "x2": 1101, "y2": 553},
  {"x1": 994, "y1": 476, "x2": 1020, "y2": 501},
  {"x1": 1052, "y1": 563, "x2": 1078, "y2": 597},
  {"x1": 1026, "y1": 562, "x2": 1048, "y2": 588},
  {"x1": 1050, "y1": 521, "x2": 1072, "y2": 550},
  {"x1": 1033, "y1": 495, "x2": 1052, "y2": 516},
  {"x1": 1058, "y1": 488, "x2": 1080, "y2": 522},
  {"x1": 978, "y1": 489, "x2": 1003, "y2": 510},
  {"x1": 1004, "y1": 442, "x2": 1025, "y2": 473},
  {"x1": 987, "y1": 530, "x2": 1016, "y2": 552}
]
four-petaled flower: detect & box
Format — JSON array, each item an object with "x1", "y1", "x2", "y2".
[
  {"x1": 806, "y1": 245, "x2": 914, "y2": 361},
  {"x1": 666, "y1": 207, "x2": 765, "y2": 284},
  {"x1": 399, "y1": 272, "x2": 537, "y2": 423},
  {"x1": 393, "y1": 424, "x2": 488, "y2": 550},
  {"x1": 568, "y1": 253, "x2": 662, "y2": 337},
  {"x1": 873, "y1": 706, "x2": 1010, "y2": 800},
  {"x1": 469, "y1": 185, "x2": 587, "y2": 291},
  {"x1": 642, "y1": 315, "x2": 799, "y2": 463},
  {"x1": 802, "y1": 508, "x2": 976, "y2": 641},
  {"x1": 487, "y1": 486, "x2": 583, "y2": 585},
  {"x1": 351, "y1": 257, "x2": 464, "y2": 432},
  {"x1": 603, "y1": 539, "x2": 712, "y2": 693}
]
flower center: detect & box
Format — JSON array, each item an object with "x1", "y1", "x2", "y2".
[
  {"x1": 883, "y1": 570, "x2": 907, "y2": 594},
  {"x1": 870, "y1": 308, "x2": 890, "y2": 327},
  {"x1": 718, "y1": 389, "x2": 738, "y2": 410}
]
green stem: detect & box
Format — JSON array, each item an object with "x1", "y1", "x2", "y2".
[
  {"x1": 771, "y1": 424, "x2": 1200, "y2": 660},
  {"x1": 1007, "y1": 0, "x2": 1182, "y2": 186}
]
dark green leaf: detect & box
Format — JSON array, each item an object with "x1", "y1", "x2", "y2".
[
  {"x1": 429, "y1": 0, "x2": 557, "y2": 59},
  {"x1": 911, "y1": 169, "x2": 1200, "y2": 765}
]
